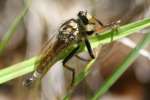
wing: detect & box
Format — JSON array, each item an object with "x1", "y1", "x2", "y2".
[
  {"x1": 34, "y1": 32, "x2": 68, "y2": 76},
  {"x1": 34, "y1": 33, "x2": 58, "y2": 72}
]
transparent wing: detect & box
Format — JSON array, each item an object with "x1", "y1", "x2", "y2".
[
  {"x1": 39, "y1": 34, "x2": 57, "y2": 57},
  {"x1": 34, "y1": 33, "x2": 58, "y2": 73}
]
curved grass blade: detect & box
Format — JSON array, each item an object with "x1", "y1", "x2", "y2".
[
  {"x1": 91, "y1": 32, "x2": 150, "y2": 100},
  {"x1": 90, "y1": 18, "x2": 150, "y2": 48},
  {"x1": 0, "y1": 0, "x2": 30, "y2": 55}
]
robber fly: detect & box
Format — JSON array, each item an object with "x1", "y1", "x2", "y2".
[{"x1": 23, "y1": 11, "x2": 119, "y2": 87}]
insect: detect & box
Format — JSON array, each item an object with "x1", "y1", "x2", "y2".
[{"x1": 23, "y1": 11, "x2": 119, "y2": 87}]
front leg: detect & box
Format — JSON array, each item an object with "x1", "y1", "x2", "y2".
[
  {"x1": 95, "y1": 18, "x2": 104, "y2": 27},
  {"x1": 84, "y1": 37, "x2": 95, "y2": 59},
  {"x1": 96, "y1": 19, "x2": 121, "y2": 41}
]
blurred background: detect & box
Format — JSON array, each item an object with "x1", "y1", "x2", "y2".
[{"x1": 0, "y1": 0, "x2": 150, "y2": 100}]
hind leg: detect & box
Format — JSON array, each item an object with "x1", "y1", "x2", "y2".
[{"x1": 63, "y1": 45, "x2": 80, "y2": 86}]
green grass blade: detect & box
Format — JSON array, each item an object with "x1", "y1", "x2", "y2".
[
  {"x1": 0, "y1": 1, "x2": 30, "y2": 55},
  {"x1": 90, "y1": 18, "x2": 150, "y2": 48},
  {"x1": 0, "y1": 18, "x2": 150, "y2": 84},
  {"x1": 91, "y1": 32, "x2": 150, "y2": 100},
  {"x1": 0, "y1": 57, "x2": 36, "y2": 83}
]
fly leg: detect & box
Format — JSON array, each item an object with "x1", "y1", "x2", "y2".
[
  {"x1": 75, "y1": 55, "x2": 91, "y2": 62},
  {"x1": 63, "y1": 45, "x2": 80, "y2": 86},
  {"x1": 95, "y1": 18, "x2": 115, "y2": 40},
  {"x1": 84, "y1": 37, "x2": 95, "y2": 59},
  {"x1": 95, "y1": 18, "x2": 105, "y2": 27},
  {"x1": 109, "y1": 20, "x2": 121, "y2": 41},
  {"x1": 96, "y1": 19, "x2": 121, "y2": 41},
  {"x1": 74, "y1": 38, "x2": 95, "y2": 63},
  {"x1": 74, "y1": 43, "x2": 94, "y2": 62}
]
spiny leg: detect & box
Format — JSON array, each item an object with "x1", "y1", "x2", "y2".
[
  {"x1": 75, "y1": 55, "x2": 91, "y2": 62},
  {"x1": 110, "y1": 20, "x2": 121, "y2": 41},
  {"x1": 96, "y1": 19, "x2": 121, "y2": 41},
  {"x1": 110, "y1": 26, "x2": 117, "y2": 41},
  {"x1": 95, "y1": 18, "x2": 104, "y2": 27},
  {"x1": 95, "y1": 18, "x2": 117, "y2": 40},
  {"x1": 74, "y1": 44, "x2": 91, "y2": 62},
  {"x1": 63, "y1": 45, "x2": 80, "y2": 86},
  {"x1": 74, "y1": 39, "x2": 94, "y2": 63},
  {"x1": 84, "y1": 37, "x2": 95, "y2": 59},
  {"x1": 96, "y1": 18, "x2": 120, "y2": 41}
]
